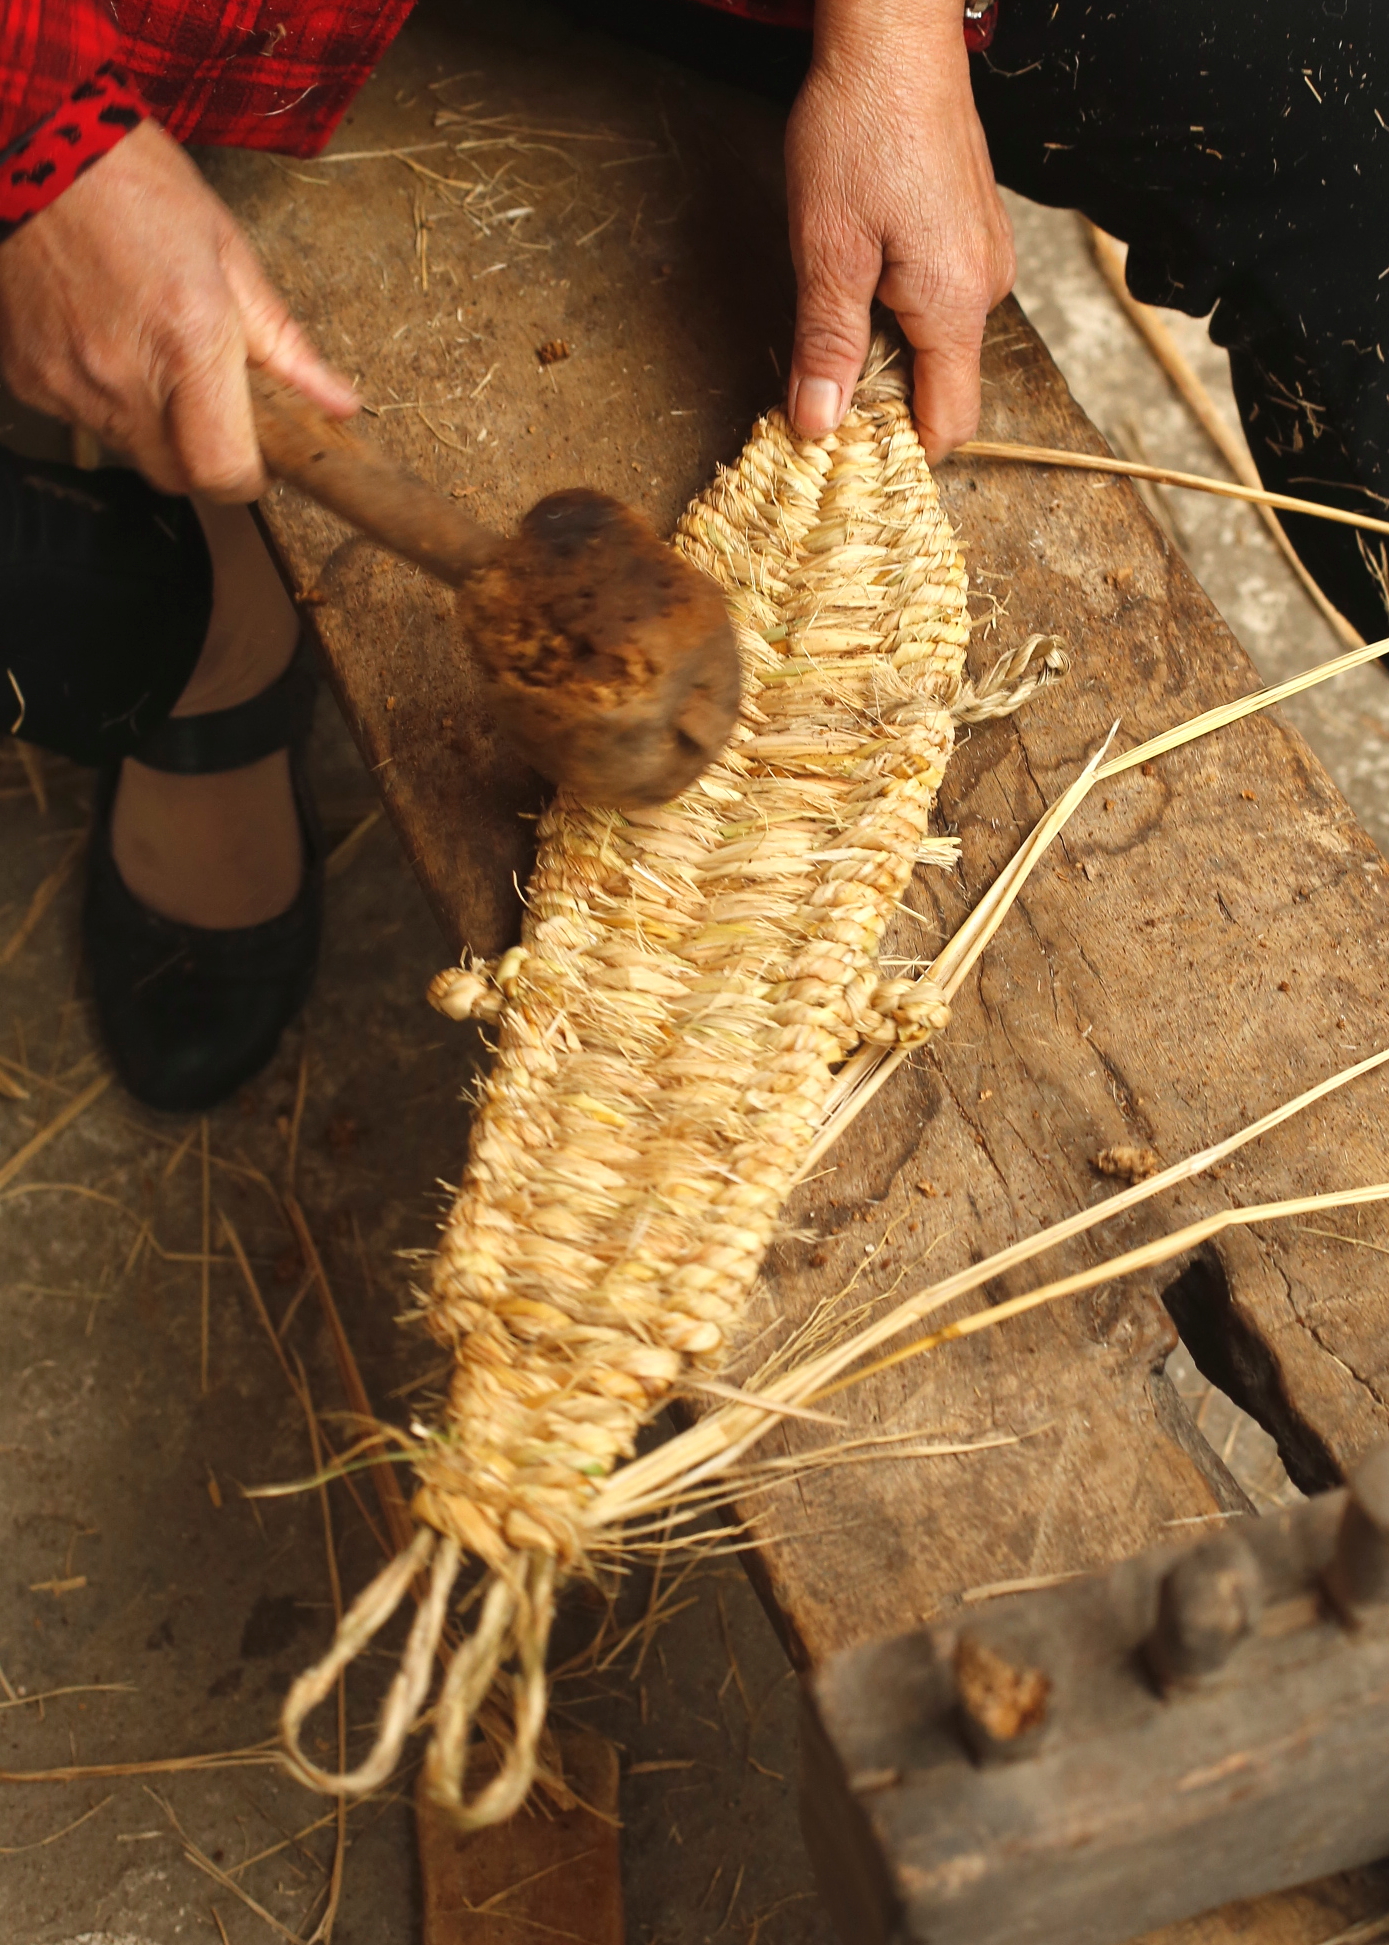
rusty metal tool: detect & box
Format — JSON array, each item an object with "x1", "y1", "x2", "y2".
[
  {"x1": 250, "y1": 373, "x2": 741, "y2": 808},
  {"x1": 802, "y1": 1443, "x2": 1389, "y2": 1945}
]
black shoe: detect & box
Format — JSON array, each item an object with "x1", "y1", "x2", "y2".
[{"x1": 83, "y1": 648, "x2": 324, "y2": 1115}]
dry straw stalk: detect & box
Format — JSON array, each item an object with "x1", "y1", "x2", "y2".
[
  {"x1": 956, "y1": 437, "x2": 1389, "y2": 542},
  {"x1": 417, "y1": 343, "x2": 978, "y2": 1582},
  {"x1": 1080, "y1": 220, "x2": 1364, "y2": 651}
]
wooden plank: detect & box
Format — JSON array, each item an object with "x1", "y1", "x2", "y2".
[
  {"x1": 416, "y1": 1727, "x2": 622, "y2": 1945},
  {"x1": 726, "y1": 298, "x2": 1389, "y2": 1658},
  {"x1": 729, "y1": 309, "x2": 1389, "y2": 1944},
  {"x1": 210, "y1": 7, "x2": 1389, "y2": 1939}
]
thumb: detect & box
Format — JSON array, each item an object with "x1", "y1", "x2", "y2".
[
  {"x1": 222, "y1": 232, "x2": 359, "y2": 421},
  {"x1": 787, "y1": 231, "x2": 879, "y2": 439},
  {"x1": 909, "y1": 317, "x2": 986, "y2": 467}
]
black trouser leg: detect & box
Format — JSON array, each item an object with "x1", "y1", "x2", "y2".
[
  {"x1": 0, "y1": 448, "x2": 211, "y2": 767},
  {"x1": 1224, "y1": 340, "x2": 1388, "y2": 642},
  {"x1": 971, "y1": 0, "x2": 1389, "y2": 642}
]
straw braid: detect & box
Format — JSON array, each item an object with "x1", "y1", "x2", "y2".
[
  {"x1": 284, "y1": 341, "x2": 1061, "y2": 1827},
  {"x1": 416, "y1": 345, "x2": 969, "y2": 1576}
]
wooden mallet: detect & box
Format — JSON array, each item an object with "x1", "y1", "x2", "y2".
[{"x1": 250, "y1": 372, "x2": 741, "y2": 808}]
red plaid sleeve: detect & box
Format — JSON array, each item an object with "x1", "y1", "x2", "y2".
[
  {"x1": 0, "y1": 60, "x2": 146, "y2": 241},
  {"x1": 0, "y1": 0, "x2": 126, "y2": 141},
  {"x1": 0, "y1": 0, "x2": 416, "y2": 181},
  {"x1": 115, "y1": 0, "x2": 417, "y2": 157},
  {"x1": 0, "y1": 0, "x2": 151, "y2": 237},
  {"x1": 0, "y1": 0, "x2": 997, "y2": 237}
]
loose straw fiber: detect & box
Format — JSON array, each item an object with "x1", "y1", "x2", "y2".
[{"x1": 282, "y1": 341, "x2": 1060, "y2": 1825}]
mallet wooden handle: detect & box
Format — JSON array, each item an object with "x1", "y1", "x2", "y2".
[
  {"x1": 249, "y1": 370, "x2": 742, "y2": 807},
  {"x1": 250, "y1": 370, "x2": 502, "y2": 585}
]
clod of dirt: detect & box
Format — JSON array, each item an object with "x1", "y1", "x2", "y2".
[{"x1": 1094, "y1": 1144, "x2": 1161, "y2": 1183}]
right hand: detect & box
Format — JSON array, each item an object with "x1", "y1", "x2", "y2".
[{"x1": 0, "y1": 118, "x2": 357, "y2": 501}]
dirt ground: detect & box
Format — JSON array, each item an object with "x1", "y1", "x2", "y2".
[{"x1": 2, "y1": 8, "x2": 1385, "y2": 1944}]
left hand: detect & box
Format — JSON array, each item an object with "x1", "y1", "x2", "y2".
[{"x1": 784, "y1": 0, "x2": 1016, "y2": 462}]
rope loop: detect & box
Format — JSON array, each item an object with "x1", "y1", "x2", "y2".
[
  {"x1": 281, "y1": 1527, "x2": 460, "y2": 1795},
  {"x1": 423, "y1": 1551, "x2": 558, "y2": 1831},
  {"x1": 952, "y1": 633, "x2": 1070, "y2": 725}
]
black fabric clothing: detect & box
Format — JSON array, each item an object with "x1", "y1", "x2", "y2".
[
  {"x1": 973, "y1": 0, "x2": 1389, "y2": 644},
  {"x1": 561, "y1": 0, "x2": 812, "y2": 101},
  {"x1": 569, "y1": 0, "x2": 1389, "y2": 645},
  {"x1": 0, "y1": 443, "x2": 210, "y2": 766}
]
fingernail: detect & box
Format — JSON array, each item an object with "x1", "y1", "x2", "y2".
[{"x1": 792, "y1": 376, "x2": 841, "y2": 436}]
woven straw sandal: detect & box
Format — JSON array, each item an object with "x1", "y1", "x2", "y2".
[{"x1": 83, "y1": 645, "x2": 323, "y2": 1115}]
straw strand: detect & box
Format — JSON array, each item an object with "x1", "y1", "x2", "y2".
[{"x1": 956, "y1": 439, "x2": 1389, "y2": 539}]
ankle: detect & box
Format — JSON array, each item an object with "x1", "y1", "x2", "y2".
[
  {"x1": 109, "y1": 504, "x2": 307, "y2": 931},
  {"x1": 173, "y1": 500, "x2": 300, "y2": 718},
  {"x1": 111, "y1": 751, "x2": 303, "y2": 929}
]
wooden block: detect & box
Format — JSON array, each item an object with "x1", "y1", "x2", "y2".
[{"x1": 800, "y1": 1483, "x2": 1389, "y2": 1945}]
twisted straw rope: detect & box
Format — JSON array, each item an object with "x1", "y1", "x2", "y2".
[{"x1": 283, "y1": 340, "x2": 1063, "y2": 1824}]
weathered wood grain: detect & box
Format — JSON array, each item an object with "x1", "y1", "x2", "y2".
[
  {"x1": 416, "y1": 1727, "x2": 622, "y2": 1945},
  {"x1": 211, "y1": 6, "x2": 1389, "y2": 1938}
]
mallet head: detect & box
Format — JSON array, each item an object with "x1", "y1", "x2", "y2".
[{"x1": 455, "y1": 490, "x2": 742, "y2": 808}]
